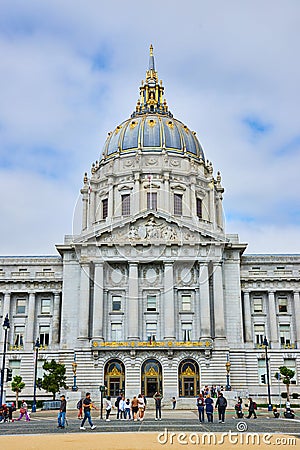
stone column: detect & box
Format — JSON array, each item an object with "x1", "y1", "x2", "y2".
[
  {"x1": 133, "y1": 173, "x2": 140, "y2": 215},
  {"x1": 93, "y1": 262, "x2": 104, "y2": 339},
  {"x1": 108, "y1": 176, "x2": 114, "y2": 218},
  {"x1": 1, "y1": 292, "x2": 11, "y2": 345},
  {"x1": 213, "y1": 262, "x2": 225, "y2": 338},
  {"x1": 78, "y1": 263, "x2": 90, "y2": 339},
  {"x1": 209, "y1": 185, "x2": 216, "y2": 226},
  {"x1": 190, "y1": 182, "x2": 196, "y2": 217},
  {"x1": 88, "y1": 190, "x2": 96, "y2": 227},
  {"x1": 127, "y1": 262, "x2": 139, "y2": 340},
  {"x1": 199, "y1": 262, "x2": 211, "y2": 337},
  {"x1": 52, "y1": 292, "x2": 61, "y2": 344},
  {"x1": 82, "y1": 194, "x2": 88, "y2": 231},
  {"x1": 268, "y1": 291, "x2": 278, "y2": 346},
  {"x1": 26, "y1": 292, "x2": 36, "y2": 348},
  {"x1": 163, "y1": 173, "x2": 170, "y2": 214},
  {"x1": 163, "y1": 262, "x2": 175, "y2": 340},
  {"x1": 293, "y1": 291, "x2": 300, "y2": 346},
  {"x1": 243, "y1": 291, "x2": 252, "y2": 342}
]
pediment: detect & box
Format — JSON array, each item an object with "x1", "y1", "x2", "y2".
[{"x1": 76, "y1": 212, "x2": 228, "y2": 246}]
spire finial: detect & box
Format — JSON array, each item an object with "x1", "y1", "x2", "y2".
[{"x1": 149, "y1": 44, "x2": 155, "y2": 71}]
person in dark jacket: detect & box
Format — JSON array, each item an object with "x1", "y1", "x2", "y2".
[
  {"x1": 196, "y1": 393, "x2": 205, "y2": 422},
  {"x1": 205, "y1": 394, "x2": 214, "y2": 422},
  {"x1": 216, "y1": 392, "x2": 227, "y2": 423},
  {"x1": 57, "y1": 395, "x2": 67, "y2": 428},
  {"x1": 246, "y1": 397, "x2": 257, "y2": 419}
]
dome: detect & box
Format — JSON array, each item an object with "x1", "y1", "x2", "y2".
[
  {"x1": 102, "y1": 114, "x2": 205, "y2": 160},
  {"x1": 101, "y1": 45, "x2": 205, "y2": 162}
]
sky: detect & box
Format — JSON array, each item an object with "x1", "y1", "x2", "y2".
[{"x1": 0, "y1": 0, "x2": 299, "y2": 255}]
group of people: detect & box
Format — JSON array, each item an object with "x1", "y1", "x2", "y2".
[
  {"x1": 0, "y1": 400, "x2": 30, "y2": 423},
  {"x1": 104, "y1": 391, "x2": 163, "y2": 422},
  {"x1": 196, "y1": 391, "x2": 228, "y2": 423}
]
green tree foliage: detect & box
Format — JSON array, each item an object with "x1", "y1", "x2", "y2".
[
  {"x1": 42, "y1": 359, "x2": 68, "y2": 400},
  {"x1": 279, "y1": 366, "x2": 295, "y2": 401},
  {"x1": 11, "y1": 375, "x2": 25, "y2": 409}
]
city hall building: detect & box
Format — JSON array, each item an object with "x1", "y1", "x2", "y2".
[{"x1": 1, "y1": 47, "x2": 299, "y2": 405}]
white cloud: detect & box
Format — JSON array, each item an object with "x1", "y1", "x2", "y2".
[{"x1": 0, "y1": 0, "x2": 299, "y2": 254}]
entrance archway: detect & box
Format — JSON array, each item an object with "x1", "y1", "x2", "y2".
[
  {"x1": 178, "y1": 359, "x2": 200, "y2": 397},
  {"x1": 104, "y1": 359, "x2": 125, "y2": 396},
  {"x1": 141, "y1": 359, "x2": 162, "y2": 397}
]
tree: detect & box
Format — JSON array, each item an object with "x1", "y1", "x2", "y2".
[
  {"x1": 11, "y1": 375, "x2": 25, "y2": 409},
  {"x1": 41, "y1": 360, "x2": 68, "y2": 400},
  {"x1": 279, "y1": 366, "x2": 295, "y2": 401}
]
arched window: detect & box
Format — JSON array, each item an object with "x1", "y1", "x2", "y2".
[
  {"x1": 141, "y1": 359, "x2": 163, "y2": 397},
  {"x1": 178, "y1": 359, "x2": 200, "y2": 397},
  {"x1": 104, "y1": 359, "x2": 125, "y2": 396}
]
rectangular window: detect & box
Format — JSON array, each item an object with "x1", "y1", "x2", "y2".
[
  {"x1": 254, "y1": 324, "x2": 265, "y2": 345},
  {"x1": 9, "y1": 360, "x2": 21, "y2": 378},
  {"x1": 147, "y1": 192, "x2": 157, "y2": 211},
  {"x1": 39, "y1": 325, "x2": 50, "y2": 346},
  {"x1": 111, "y1": 323, "x2": 122, "y2": 341},
  {"x1": 41, "y1": 298, "x2": 51, "y2": 315},
  {"x1": 174, "y1": 193, "x2": 183, "y2": 216},
  {"x1": 279, "y1": 324, "x2": 291, "y2": 346},
  {"x1": 16, "y1": 299, "x2": 26, "y2": 314},
  {"x1": 182, "y1": 323, "x2": 192, "y2": 342},
  {"x1": 258, "y1": 359, "x2": 267, "y2": 384},
  {"x1": 112, "y1": 296, "x2": 122, "y2": 312},
  {"x1": 278, "y1": 297, "x2": 288, "y2": 313},
  {"x1": 147, "y1": 295, "x2": 157, "y2": 312},
  {"x1": 121, "y1": 194, "x2": 130, "y2": 216},
  {"x1": 14, "y1": 326, "x2": 25, "y2": 348},
  {"x1": 146, "y1": 322, "x2": 157, "y2": 341},
  {"x1": 181, "y1": 295, "x2": 191, "y2": 311},
  {"x1": 102, "y1": 198, "x2": 108, "y2": 219},
  {"x1": 253, "y1": 297, "x2": 263, "y2": 313},
  {"x1": 196, "y1": 198, "x2": 202, "y2": 219}
]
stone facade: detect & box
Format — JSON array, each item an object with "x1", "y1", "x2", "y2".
[{"x1": 0, "y1": 48, "x2": 299, "y2": 405}]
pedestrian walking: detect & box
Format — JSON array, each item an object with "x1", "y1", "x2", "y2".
[
  {"x1": 131, "y1": 396, "x2": 139, "y2": 421},
  {"x1": 153, "y1": 391, "x2": 162, "y2": 420},
  {"x1": 105, "y1": 395, "x2": 112, "y2": 421},
  {"x1": 16, "y1": 400, "x2": 30, "y2": 422},
  {"x1": 235, "y1": 397, "x2": 243, "y2": 418},
  {"x1": 172, "y1": 397, "x2": 176, "y2": 409},
  {"x1": 57, "y1": 394, "x2": 67, "y2": 428},
  {"x1": 137, "y1": 394, "x2": 145, "y2": 421},
  {"x1": 205, "y1": 394, "x2": 214, "y2": 422},
  {"x1": 76, "y1": 398, "x2": 83, "y2": 419},
  {"x1": 80, "y1": 392, "x2": 98, "y2": 430},
  {"x1": 216, "y1": 392, "x2": 227, "y2": 423},
  {"x1": 196, "y1": 393, "x2": 205, "y2": 422},
  {"x1": 115, "y1": 392, "x2": 122, "y2": 420},
  {"x1": 246, "y1": 397, "x2": 257, "y2": 419}
]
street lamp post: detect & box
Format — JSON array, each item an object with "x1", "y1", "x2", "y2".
[
  {"x1": 32, "y1": 338, "x2": 41, "y2": 413},
  {"x1": 263, "y1": 336, "x2": 272, "y2": 411},
  {"x1": 225, "y1": 353, "x2": 231, "y2": 391},
  {"x1": 0, "y1": 314, "x2": 10, "y2": 406},
  {"x1": 72, "y1": 353, "x2": 78, "y2": 391}
]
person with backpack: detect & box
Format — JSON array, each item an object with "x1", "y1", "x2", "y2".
[
  {"x1": 246, "y1": 397, "x2": 257, "y2": 419},
  {"x1": 115, "y1": 392, "x2": 122, "y2": 420},
  {"x1": 76, "y1": 398, "x2": 83, "y2": 419},
  {"x1": 216, "y1": 392, "x2": 227, "y2": 423},
  {"x1": 205, "y1": 394, "x2": 214, "y2": 422},
  {"x1": 196, "y1": 393, "x2": 205, "y2": 422},
  {"x1": 80, "y1": 392, "x2": 98, "y2": 430}
]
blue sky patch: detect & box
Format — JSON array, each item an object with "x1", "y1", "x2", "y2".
[{"x1": 243, "y1": 116, "x2": 272, "y2": 137}]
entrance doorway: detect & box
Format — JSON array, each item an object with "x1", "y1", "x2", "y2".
[
  {"x1": 178, "y1": 359, "x2": 200, "y2": 397},
  {"x1": 104, "y1": 359, "x2": 125, "y2": 396},
  {"x1": 141, "y1": 359, "x2": 162, "y2": 397}
]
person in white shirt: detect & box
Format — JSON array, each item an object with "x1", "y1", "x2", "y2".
[
  {"x1": 119, "y1": 396, "x2": 126, "y2": 420},
  {"x1": 105, "y1": 396, "x2": 112, "y2": 421},
  {"x1": 137, "y1": 394, "x2": 145, "y2": 421}
]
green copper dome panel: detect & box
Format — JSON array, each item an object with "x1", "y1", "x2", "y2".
[{"x1": 143, "y1": 116, "x2": 161, "y2": 147}]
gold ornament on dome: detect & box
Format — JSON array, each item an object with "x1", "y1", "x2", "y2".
[
  {"x1": 130, "y1": 121, "x2": 138, "y2": 129},
  {"x1": 167, "y1": 121, "x2": 174, "y2": 129},
  {"x1": 148, "y1": 119, "x2": 156, "y2": 127}
]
